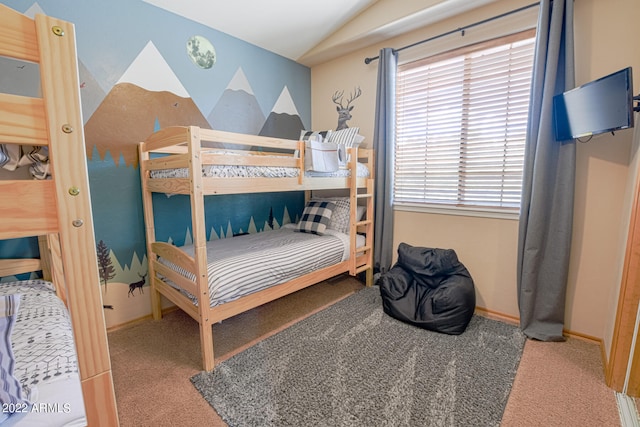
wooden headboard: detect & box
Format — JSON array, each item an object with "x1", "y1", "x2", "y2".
[{"x1": 0, "y1": 5, "x2": 119, "y2": 425}]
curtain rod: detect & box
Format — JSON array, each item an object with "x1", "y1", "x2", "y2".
[{"x1": 364, "y1": 1, "x2": 540, "y2": 64}]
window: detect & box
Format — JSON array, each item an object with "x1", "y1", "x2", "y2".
[{"x1": 394, "y1": 30, "x2": 536, "y2": 212}]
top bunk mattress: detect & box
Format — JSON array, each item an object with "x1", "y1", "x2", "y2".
[
  {"x1": 148, "y1": 150, "x2": 370, "y2": 179},
  {"x1": 149, "y1": 162, "x2": 371, "y2": 179}
]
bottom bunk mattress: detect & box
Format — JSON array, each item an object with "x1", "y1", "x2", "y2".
[
  {"x1": 160, "y1": 224, "x2": 363, "y2": 308},
  {"x1": 0, "y1": 280, "x2": 85, "y2": 427}
]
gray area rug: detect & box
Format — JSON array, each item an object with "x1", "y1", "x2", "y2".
[{"x1": 191, "y1": 286, "x2": 526, "y2": 426}]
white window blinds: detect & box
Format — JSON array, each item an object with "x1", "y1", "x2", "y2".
[{"x1": 395, "y1": 31, "x2": 536, "y2": 210}]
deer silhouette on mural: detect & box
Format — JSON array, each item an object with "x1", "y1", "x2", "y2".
[
  {"x1": 332, "y1": 87, "x2": 362, "y2": 130},
  {"x1": 128, "y1": 271, "x2": 147, "y2": 297}
]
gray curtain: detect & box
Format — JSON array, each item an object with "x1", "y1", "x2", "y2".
[
  {"x1": 517, "y1": 0, "x2": 575, "y2": 341},
  {"x1": 373, "y1": 48, "x2": 398, "y2": 276}
]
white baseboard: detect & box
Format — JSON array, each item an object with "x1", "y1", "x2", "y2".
[{"x1": 616, "y1": 392, "x2": 640, "y2": 427}]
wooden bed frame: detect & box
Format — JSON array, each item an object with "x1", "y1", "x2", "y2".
[
  {"x1": 138, "y1": 126, "x2": 375, "y2": 371},
  {"x1": 0, "y1": 5, "x2": 119, "y2": 425}
]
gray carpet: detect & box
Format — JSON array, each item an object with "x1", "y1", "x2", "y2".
[{"x1": 191, "y1": 286, "x2": 526, "y2": 427}]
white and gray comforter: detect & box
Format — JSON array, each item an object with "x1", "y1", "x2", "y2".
[{"x1": 159, "y1": 225, "x2": 361, "y2": 307}]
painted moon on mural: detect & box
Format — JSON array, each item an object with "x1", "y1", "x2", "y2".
[{"x1": 187, "y1": 35, "x2": 216, "y2": 69}]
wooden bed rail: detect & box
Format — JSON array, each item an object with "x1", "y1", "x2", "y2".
[
  {"x1": 140, "y1": 126, "x2": 306, "y2": 186},
  {"x1": 145, "y1": 153, "x2": 190, "y2": 171},
  {"x1": 0, "y1": 5, "x2": 39, "y2": 61},
  {"x1": 0, "y1": 93, "x2": 49, "y2": 146},
  {"x1": 200, "y1": 128, "x2": 300, "y2": 150},
  {"x1": 151, "y1": 242, "x2": 195, "y2": 272},
  {"x1": 151, "y1": 242, "x2": 201, "y2": 299},
  {"x1": 141, "y1": 126, "x2": 301, "y2": 153},
  {"x1": 0, "y1": 180, "x2": 58, "y2": 239},
  {"x1": 141, "y1": 126, "x2": 192, "y2": 152},
  {"x1": 0, "y1": 259, "x2": 42, "y2": 277}
]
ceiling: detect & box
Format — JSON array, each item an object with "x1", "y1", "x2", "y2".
[
  {"x1": 143, "y1": 0, "x2": 377, "y2": 61},
  {"x1": 142, "y1": 0, "x2": 498, "y2": 66}
]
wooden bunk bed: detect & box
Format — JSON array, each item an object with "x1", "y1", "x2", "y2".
[
  {"x1": 0, "y1": 5, "x2": 118, "y2": 426},
  {"x1": 138, "y1": 126, "x2": 375, "y2": 371}
]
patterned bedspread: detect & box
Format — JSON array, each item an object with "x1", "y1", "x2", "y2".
[
  {"x1": 149, "y1": 150, "x2": 370, "y2": 179},
  {"x1": 0, "y1": 280, "x2": 85, "y2": 426},
  {"x1": 160, "y1": 225, "x2": 358, "y2": 307}
]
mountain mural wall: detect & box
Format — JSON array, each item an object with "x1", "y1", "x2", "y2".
[
  {"x1": 209, "y1": 68, "x2": 265, "y2": 135},
  {"x1": 0, "y1": 0, "x2": 311, "y2": 328},
  {"x1": 85, "y1": 82, "x2": 209, "y2": 166},
  {"x1": 260, "y1": 87, "x2": 307, "y2": 140}
]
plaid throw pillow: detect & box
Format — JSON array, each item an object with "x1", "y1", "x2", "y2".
[
  {"x1": 312, "y1": 197, "x2": 350, "y2": 234},
  {"x1": 296, "y1": 200, "x2": 336, "y2": 235}
]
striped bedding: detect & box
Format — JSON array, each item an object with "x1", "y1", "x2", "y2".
[
  {"x1": 0, "y1": 280, "x2": 85, "y2": 426},
  {"x1": 159, "y1": 225, "x2": 360, "y2": 308}
]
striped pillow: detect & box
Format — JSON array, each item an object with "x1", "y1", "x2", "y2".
[
  {"x1": 0, "y1": 294, "x2": 28, "y2": 423},
  {"x1": 296, "y1": 200, "x2": 335, "y2": 235},
  {"x1": 328, "y1": 127, "x2": 360, "y2": 147}
]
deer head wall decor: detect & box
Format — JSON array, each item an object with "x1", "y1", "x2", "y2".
[{"x1": 332, "y1": 87, "x2": 362, "y2": 130}]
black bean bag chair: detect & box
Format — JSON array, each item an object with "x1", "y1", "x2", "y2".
[{"x1": 378, "y1": 243, "x2": 476, "y2": 335}]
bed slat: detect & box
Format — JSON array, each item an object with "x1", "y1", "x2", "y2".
[
  {"x1": 153, "y1": 261, "x2": 199, "y2": 298},
  {"x1": 0, "y1": 93, "x2": 49, "y2": 146},
  {"x1": 199, "y1": 128, "x2": 299, "y2": 150},
  {"x1": 143, "y1": 126, "x2": 191, "y2": 152},
  {"x1": 0, "y1": 180, "x2": 58, "y2": 239},
  {"x1": 145, "y1": 153, "x2": 190, "y2": 171},
  {"x1": 0, "y1": 258, "x2": 42, "y2": 277},
  {"x1": 153, "y1": 277, "x2": 200, "y2": 320},
  {"x1": 201, "y1": 177, "x2": 304, "y2": 194},
  {"x1": 0, "y1": 4, "x2": 39, "y2": 62},
  {"x1": 147, "y1": 178, "x2": 191, "y2": 194},
  {"x1": 146, "y1": 176, "x2": 368, "y2": 195},
  {"x1": 151, "y1": 242, "x2": 195, "y2": 273}
]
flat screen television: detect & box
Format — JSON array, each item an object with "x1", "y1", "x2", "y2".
[{"x1": 553, "y1": 67, "x2": 634, "y2": 141}]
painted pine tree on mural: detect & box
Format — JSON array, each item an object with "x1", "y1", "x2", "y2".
[{"x1": 96, "y1": 240, "x2": 115, "y2": 292}]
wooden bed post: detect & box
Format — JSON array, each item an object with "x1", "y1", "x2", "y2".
[
  {"x1": 364, "y1": 177, "x2": 375, "y2": 286},
  {"x1": 34, "y1": 12, "x2": 119, "y2": 425},
  {"x1": 138, "y1": 143, "x2": 163, "y2": 320},
  {"x1": 349, "y1": 147, "x2": 359, "y2": 276},
  {"x1": 187, "y1": 126, "x2": 215, "y2": 370},
  {"x1": 36, "y1": 236, "x2": 52, "y2": 282},
  {"x1": 38, "y1": 234, "x2": 69, "y2": 305}
]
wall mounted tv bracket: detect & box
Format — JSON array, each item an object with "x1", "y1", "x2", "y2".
[{"x1": 634, "y1": 94, "x2": 640, "y2": 112}]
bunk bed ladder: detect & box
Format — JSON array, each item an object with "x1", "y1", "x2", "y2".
[{"x1": 349, "y1": 148, "x2": 375, "y2": 286}]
